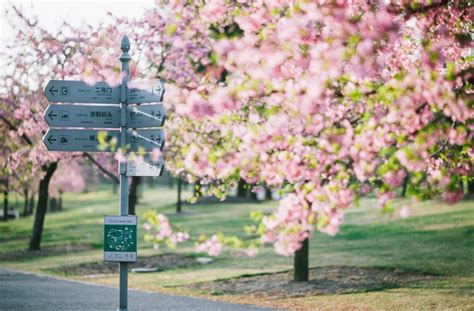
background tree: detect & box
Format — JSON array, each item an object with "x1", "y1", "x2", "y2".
[{"x1": 1, "y1": 7, "x2": 125, "y2": 250}]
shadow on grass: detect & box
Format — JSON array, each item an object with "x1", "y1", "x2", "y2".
[
  {"x1": 43, "y1": 253, "x2": 212, "y2": 276},
  {"x1": 322, "y1": 209, "x2": 474, "y2": 277},
  {"x1": 0, "y1": 243, "x2": 92, "y2": 262},
  {"x1": 185, "y1": 266, "x2": 441, "y2": 298}
]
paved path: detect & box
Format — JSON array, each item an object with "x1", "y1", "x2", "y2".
[{"x1": 0, "y1": 269, "x2": 275, "y2": 311}]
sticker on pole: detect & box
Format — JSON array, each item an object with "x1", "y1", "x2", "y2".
[{"x1": 104, "y1": 215, "x2": 137, "y2": 262}]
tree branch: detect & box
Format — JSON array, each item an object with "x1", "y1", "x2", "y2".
[
  {"x1": 0, "y1": 115, "x2": 33, "y2": 146},
  {"x1": 388, "y1": 0, "x2": 449, "y2": 16},
  {"x1": 82, "y1": 152, "x2": 119, "y2": 184}
]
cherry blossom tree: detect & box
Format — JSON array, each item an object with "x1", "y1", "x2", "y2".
[
  {"x1": 140, "y1": 0, "x2": 473, "y2": 281},
  {"x1": 0, "y1": 2, "x2": 210, "y2": 249},
  {"x1": 0, "y1": 6, "x2": 125, "y2": 250}
]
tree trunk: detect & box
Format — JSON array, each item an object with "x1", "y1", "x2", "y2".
[
  {"x1": 468, "y1": 180, "x2": 474, "y2": 197},
  {"x1": 128, "y1": 176, "x2": 141, "y2": 216},
  {"x1": 138, "y1": 178, "x2": 143, "y2": 200},
  {"x1": 237, "y1": 179, "x2": 246, "y2": 198},
  {"x1": 193, "y1": 181, "x2": 201, "y2": 197},
  {"x1": 23, "y1": 188, "x2": 29, "y2": 216},
  {"x1": 58, "y1": 190, "x2": 63, "y2": 210},
  {"x1": 3, "y1": 177, "x2": 8, "y2": 222},
  {"x1": 29, "y1": 162, "x2": 58, "y2": 251},
  {"x1": 148, "y1": 176, "x2": 155, "y2": 187},
  {"x1": 177, "y1": 178, "x2": 182, "y2": 213},
  {"x1": 28, "y1": 194, "x2": 35, "y2": 215},
  {"x1": 236, "y1": 179, "x2": 258, "y2": 201},
  {"x1": 49, "y1": 197, "x2": 58, "y2": 212},
  {"x1": 265, "y1": 187, "x2": 272, "y2": 200},
  {"x1": 293, "y1": 238, "x2": 309, "y2": 282},
  {"x1": 401, "y1": 174, "x2": 409, "y2": 197},
  {"x1": 247, "y1": 188, "x2": 258, "y2": 201}
]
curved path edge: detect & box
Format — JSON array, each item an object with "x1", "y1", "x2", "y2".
[{"x1": 0, "y1": 268, "x2": 279, "y2": 311}]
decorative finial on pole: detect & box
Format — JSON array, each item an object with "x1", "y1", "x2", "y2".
[
  {"x1": 120, "y1": 35, "x2": 131, "y2": 63},
  {"x1": 121, "y1": 35, "x2": 130, "y2": 52}
]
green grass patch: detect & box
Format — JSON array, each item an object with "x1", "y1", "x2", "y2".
[{"x1": 0, "y1": 186, "x2": 472, "y2": 309}]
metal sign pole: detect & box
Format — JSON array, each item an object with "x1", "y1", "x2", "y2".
[{"x1": 118, "y1": 35, "x2": 131, "y2": 311}]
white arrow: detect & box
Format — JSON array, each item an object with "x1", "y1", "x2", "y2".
[
  {"x1": 44, "y1": 80, "x2": 121, "y2": 104},
  {"x1": 43, "y1": 129, "x2": 165, "y2": 152},
  {"x1": 126, "y1": 155, "x2": 164, "y2": 177},
  {"x1": 127, "y1": 80, "x2": 165, "y2": 104}
]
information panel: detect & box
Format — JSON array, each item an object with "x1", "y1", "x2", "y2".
[{"x1": 104, "y1": 215, "x2": 137, "y2": 262}]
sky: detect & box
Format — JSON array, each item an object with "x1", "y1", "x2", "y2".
[{"x1": 0, "y1": 0, "x2": 156, "y2": 68}]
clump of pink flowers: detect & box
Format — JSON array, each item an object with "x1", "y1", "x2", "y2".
[
  {"x1": 195, "y1": 234, "x2": 223, "y2": 257},
  {"x1": 143, "y1": 213, "x2": 189, "y2": 250}
]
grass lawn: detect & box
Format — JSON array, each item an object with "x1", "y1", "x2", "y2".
[{"x1": 0, "y1": 185, "x2": 473, "y2": 310}]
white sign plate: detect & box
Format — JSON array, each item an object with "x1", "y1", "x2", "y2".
[
  {"x1": 43, "y1": 129, "x2": 165, "y2": 152},
  {"x1": 128, "y1": 129, "x2": 165, "y2": 152},
  {"x1": 44, "y1": 104, "x2": 120, "y2": 128},
  {"x1": 127, "y1": 80, "x2": 165, "y2": 103},
  {"x1": 44, "y1": 104, "x2": 166, "y2": 129},
  {"x1": 126, "y1": 155, "x2": 164, "y2": 177},
  {"x1": 127, "y1": 104, "x2": 166, "y2": 128},
  {"x1": 44, "y1": 80, "x2": 121, "y2": 104},
  {"x1": 43, "y1": 129, "x2": 119, "y2": 152}
]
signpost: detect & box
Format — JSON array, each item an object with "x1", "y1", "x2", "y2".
[
  {"x1": 43, "y1": 103, "x2": 166, "y2": 128},
  {"x1": 44, "y1": 104, "x2": 121, "y2": 128},
  {"x1": 43, "y1": 129, "x2": 119, "y2": 152},
  {"x1": 127, "y1": 104, "x2": 166, "y2": 128},
  {"x1": 43, "y1": 128, "x2": 164, "y2": 152},
  {"x1": 44, "y1": 80, "x2": 121, "y2": 104},
  {"x1": 128, "y1": 129, "x2": 165, "y2": 151},
  {"x1": 42, "y1": 36, "x2": 166, "y2": 311},
  {"x1": 127, "y1": 80, "x2": 165, "y2": 104},
  {"x1": 126, "y1": 155, "x2": 164, "y2": 177}
]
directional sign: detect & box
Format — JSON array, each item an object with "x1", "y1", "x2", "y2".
[
  {"x1": 127, "y1": 104, "x2": 166, "y2": 128},
  {"x1": 126, "y1": 155, "x2": 164, "y2": 177},
  {"x1": 43, "y1": 129, "x2": 119, "y2": 152},
  {"x1": 44, "y1": 104, "x2": 120, "y2": 128},
  {"x1": 44, "y1": 104, "x2": 165, "y2": 129},
  {"x1": 43, "y1": 128, "x2": 164, "y2": 152},
  {"x1": 104, "y1": 215, "x2": 137, "y2": 262},
  {"x1": 44, "y1": 80, "x2": 121, "y2": 104},
  {"x1": 128, "y1": 129, "x2": 165, "y2": 152},
  {"x1": 127, "y1": 80, "x2": 165, "y2": 104}
]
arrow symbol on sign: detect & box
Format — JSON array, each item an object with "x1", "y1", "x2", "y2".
[
  {"x1": 48, "y1": 111, "x2": 57, "y2": 119},
  {"x1": 47, "y1": 136, "x2": 56, "y2": 144},
  {"x1": 49, "y1": 86, "x2": 58, "y2": 96}
]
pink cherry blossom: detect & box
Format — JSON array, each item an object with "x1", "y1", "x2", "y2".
[
  {"x1": 196, "y1": 235, "x2": 223, "y2": 257},
  {"x1": 399, "y1": 205, "x2": 411, "y2": 218}
]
